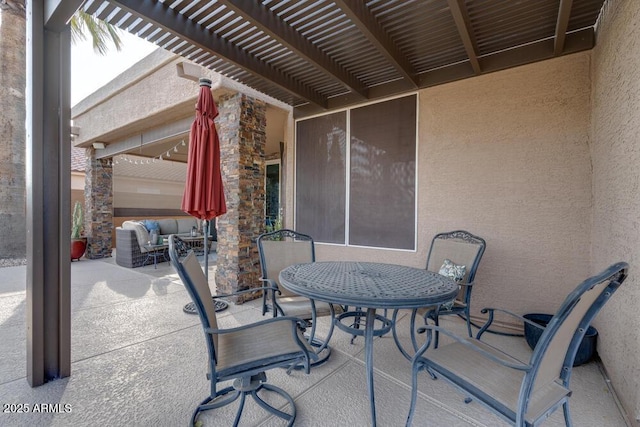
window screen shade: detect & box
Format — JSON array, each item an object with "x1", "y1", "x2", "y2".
[
  {"x1": 295, "y1": 95, "x2": 416, "y2": 250},
  {"x1": 295, "y1": 112, "x2": 347, "y2": 244},
  {"x1": 349, "y1": 96, "x2": 416, "y2": 249}
]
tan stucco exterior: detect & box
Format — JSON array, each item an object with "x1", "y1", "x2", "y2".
[
  {"x1": 72, "y1": 49, "x2": 196, "y2": 145},
  {"x1": 591, "y1": 0, "x2": 640, "y2": 423},
  {"x1": 314, "y1": 53, "x2": 593, "y2": 320}
]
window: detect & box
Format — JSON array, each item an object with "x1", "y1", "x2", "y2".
[
  {"x1": 296, "y1": 95, "x2": 416, "y2": 250},
  {"x1": 295, "y1": 111, "x2": 347, "y2": 244},
  {"x1": 265, "y1": 160, "x2": 281, "y2": 226}
]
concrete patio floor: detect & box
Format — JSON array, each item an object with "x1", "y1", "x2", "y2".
[{"x1": 0, "y1": 255, "x2": 630, "y2": 426}]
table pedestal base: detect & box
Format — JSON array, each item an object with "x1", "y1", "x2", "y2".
[
  {"x1": 335, "y1": 309, "x2": 392, "y2": 427},
  {"x1": 183, "y1": 299, "x2": 229, "y2": 314}
]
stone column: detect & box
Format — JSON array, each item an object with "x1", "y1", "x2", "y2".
[
  {"x1": 84, "y1": 151, "x2": 113, "y2": 259},
  {"x1": 216, "y1": 93, "x2": 266, "y2": 302}
]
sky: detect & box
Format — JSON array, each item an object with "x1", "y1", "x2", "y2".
[{"x1": 71, "y1": 31, "x2": 157, "y2": 106}]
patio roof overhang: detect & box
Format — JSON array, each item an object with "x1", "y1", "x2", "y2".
[{"x1": 81, "y1": 0, "x2": 606, "y2": 119}]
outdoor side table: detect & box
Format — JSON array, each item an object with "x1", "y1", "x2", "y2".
[
  {"x1": 144, "y1": 244, "x2": 168, "y2": 269},
  {"x1": 279, "y1": 261, "x2": 457, "y2": 427}
]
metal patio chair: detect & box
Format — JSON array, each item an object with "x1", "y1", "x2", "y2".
[
  {"x1": 393, "y1": 230, "x2": 486, "y2": 356},
  {"x1": 406, "y1": 262, "x2": 629, "y2": 427},
  {"x1": 257, "y1": 229, "x2": 340, "y2": 365},
  {"x1": 168, "y1": 235, "x2": 315, "y2": 426}
]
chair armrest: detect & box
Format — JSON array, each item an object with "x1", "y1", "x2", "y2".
[
  {"x1": 259, "y1": 277, "x2": 282, "y2": 293},
  {"x1": 415, "y1": 325, "x2": 531, "y2": 371},
  {"x1": 476, "y1": 307, "x2": 544, "y2": 339},
  {"x1": 205, "y1": 316, "x2": 309, "y2": 335},
  {"x1": 459, "y1": 280, "x2": 474, "y2": 288}
]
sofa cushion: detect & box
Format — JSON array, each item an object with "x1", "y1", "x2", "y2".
[
  {"x1": 157, "y1": 219, "x2": 178, "y2": 235},
  {"x1": 122, "y1": 221, "x2": 149, "y2": 253},
  {"x1": 177, "y1": 218, "x2": 198, "y2": 234}
]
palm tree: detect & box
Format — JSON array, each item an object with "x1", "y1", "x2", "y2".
[
  {"x1": 0, "y1": 3, "x2": 122, "y2": 258},
  {"x1": 70, "y1": 10, "x2": 123, "y2": 55},
  {"x1": 0, "y1": 1, "x2": 27, "y2": 258}
]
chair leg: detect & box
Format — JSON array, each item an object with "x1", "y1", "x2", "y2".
[
  {"x1": 308, "y1": 303, "x2": 337, "y2": 366},
  {"x1": 433, "y1": 311, "x2": 441, "y2": 349},
  {"x1": 562, "y1": 400, "x2": 573, "y2": 427},
  {"x1": 287, "y1": 304, "x2": 337, "y2": 371},
  {"x1": 192, "y1": 386, "x2": 241, "y2": 426},
  {"x1": 464, "y1": 308, "x2": 473, "y2": 338},
  {"x1": 391, "y1": 309, "x2": 411, "y2": 360},
  {"x1": 391, "y1": 309, "x2": 421, "y2": 360},
  {"x1": 410, "y1": 309, "x2": 421, "y2": 352},
  {"x1": 232, "y1": 392, "x2": 247, "y2": 426},
  {"x1": 262, "y1": 292, "x2": 268, "y2": 316},
  {"x1": 286, "y1": 333, "x2": 333, "y2": 372},
  {"x1": 192, "y1": 373, "x2": 298, "y2": 427},
  {"x1": 350, "y1": 306, "x2": 361, "y2": 344},
  {"x1": 253, "y1": 383, "x2": 297, "y2": 427}
]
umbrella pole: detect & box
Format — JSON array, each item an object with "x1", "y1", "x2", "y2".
[
  {"x1": 184, "y1": 218, "x2": 228, "y2": 314},
  {"x1": 203, "y1": 219, "x2": 209, "y2": 280}
]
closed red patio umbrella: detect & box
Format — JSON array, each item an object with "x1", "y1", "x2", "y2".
[
  {"x1": 182, "y1": 77, "x2": 226, "y2": 223},
  {"x1": 181, "y1": 77, "x2": 227, "y2": 313}
]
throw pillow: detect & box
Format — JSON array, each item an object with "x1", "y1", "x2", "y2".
[
  {"x1": 438, "y1": 259, "x2": 466, "y2": 311},
  {"x1": 143, "y1": 219, "x2": 160, "y2": 232}
]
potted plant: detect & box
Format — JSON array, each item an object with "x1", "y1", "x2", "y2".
[{"x1": 71, "y1": 201, "x2": 87, "y2": 261}]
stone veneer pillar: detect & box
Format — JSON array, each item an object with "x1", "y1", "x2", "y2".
[
  {"x1": 215, "y1": 93, "x2": 266, "y2": 302},
  {"x1": 84, "y1": 150, "x2": 113, "y2": 258}
]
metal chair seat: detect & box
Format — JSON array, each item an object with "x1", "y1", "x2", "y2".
[
  {"x1": 215, "y1": 319, "x2": 314, "y2": 377},
  {"x1": 274, "y1": 296, "x2": 340, "y2": 319}
]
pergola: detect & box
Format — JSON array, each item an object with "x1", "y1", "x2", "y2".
[
  {"x1": 27, "y1": 0, "x2": 606, "y2": 386},
  {"x1": 84, "y1": 0, "x2": 603, "y2": 118}
]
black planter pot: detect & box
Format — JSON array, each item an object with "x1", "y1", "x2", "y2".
[{"x1": 523, "y1": 313, "x2": 597, "y2": 366}]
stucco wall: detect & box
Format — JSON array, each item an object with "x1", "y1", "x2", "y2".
[
  {"x1": 591, "y1": 0, "x2": 640, "y2": 423},
  {"x1": 314, "y1": 53, "x2": 593, "y2": 324},
  {"x1": 72, "y1": 49, "x2": 199, "y2": 145}
]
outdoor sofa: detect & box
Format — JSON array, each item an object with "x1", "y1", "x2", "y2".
[{"x1": 115, "y1": 218, "x2": 216, "y2": 268}]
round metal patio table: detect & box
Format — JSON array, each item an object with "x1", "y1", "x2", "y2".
[{"x1": 279, "y1": 261, "x2": 458, "y2": 427}]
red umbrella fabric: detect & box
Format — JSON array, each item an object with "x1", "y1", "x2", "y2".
[
  {"x1": 181, "y1": 78, "x2": 227, "y2": 314},
  {"x1": 182, "y1": 78, "x2": 227, "y2": 219}
]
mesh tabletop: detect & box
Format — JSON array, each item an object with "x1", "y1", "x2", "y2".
[{"x1": 278, "y1": 262, "x2": 458, "y2": 309}]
